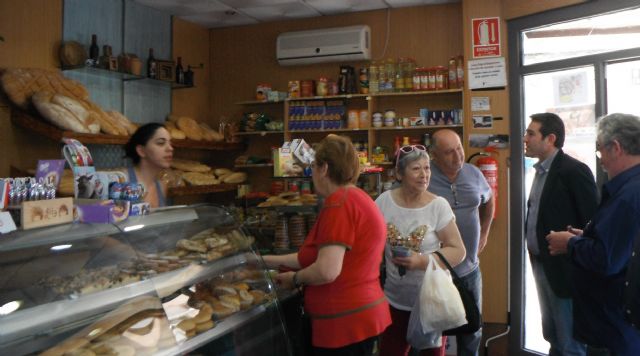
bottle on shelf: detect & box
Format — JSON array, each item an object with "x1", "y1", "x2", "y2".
[
  {"x1": 147, "y1": 48, "x2": 157, "y2": 79},
  {"x1": 175, "y1": 56, "x2": 185, "y2": 84},
  {"x1": 89, "y1": 34, "x2": 99, "y2": 67},
  {"x1": 184, "y1": 65, "x2": 194, "y2": 86},
  {"x1": 369, "y1": 61, "x2": 379, "y2": 94}
]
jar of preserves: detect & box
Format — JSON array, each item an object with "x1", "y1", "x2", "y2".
[
  {"x1": 413, "y1": 67, "x2": 423, "y2": 91},
  {"x1": 301, "y1": 79, "x2": 315, "y2": 97},
  {"x1": 428, "y1": 67, "x2": 437, "y2": 91},
  {"x1": 316, "y1": 76, "x2": 328, "y2": 96},
  {"x1": 378, "y1": 61, "x2": 387, "y2": 92},
  {"x1": 456, "y1": 55, "x2": 464, "y2": 89},
  {"x1": 422, "y1": 67, "x2": 431, "y2": 91},
  {"x1": 359, "y1": 67, "x2": 369, "y2": 94},
  {"x1": 435, "y1": 66, "x2": 448, "y2": 90}
]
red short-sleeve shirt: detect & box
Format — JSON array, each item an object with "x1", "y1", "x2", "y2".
[{"x1": 298, "y1": 187, "x2": 391, "y2": 348}]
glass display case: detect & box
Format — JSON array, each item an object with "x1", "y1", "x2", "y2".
[{"x1": 0, "y1": 205, "x2": 292, "y2": 356}]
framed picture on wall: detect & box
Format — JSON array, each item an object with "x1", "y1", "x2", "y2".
[{"x1": 157, "y1": 60, "x2": 174, "y2": 81}]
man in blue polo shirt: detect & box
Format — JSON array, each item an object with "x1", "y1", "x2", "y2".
[
  {"x1": 547, "y1": 113, "x2": 640, "y2": 355},
  {"x1": 428, "y1": 129, "x2": 495, "y2": 356}
]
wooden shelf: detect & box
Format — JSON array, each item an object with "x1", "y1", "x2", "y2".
[
  {"x1": 11, "y1": 111, "x2": 244, "y2": 151},
  {"x1": 288, "y1": 128, "x2": 369, "y2": 134},
  {"x1": 287, "y1": 93, "x2": 370, "y2": 101},
  {"x1": 234, "y1": 163, "x2": 273, "y2": 168},
  {"x1": 370, "y1": 89, "x2": 462, "y2": 97},
  {"x1": 371, "y1": 124, "x2": 462, "y2": 131},
  {"x1": 236, "y1": 100, "x2": 285, "y2": 105},
  {"x1": 11, "y1": 111, "x2": 130, "y2": 145},
  {"x1": 234, "y1": 131, "x2": 284, "y2": 136},
  {"x1": 168, "y1": 183, "x2": 237, "y2": 197}
]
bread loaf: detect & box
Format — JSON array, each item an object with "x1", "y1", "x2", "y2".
[
  {"x1": 81, "y1": 101, "x2": 127, "y2": 136},
  {"x1": 106, "y1": 111, "x2": 137, "y2": 135},
  {"x1": 170, "y1": 159, "x2": 211, "y2": 173},
  {"x1": 165, "y1": 122, "x2": 187, "y2": 140},
  {"x1": 176, "y1": 116, "x2": 203, "y2": 141},
  {"x1": 32, "y1": 91, "x2": 91, "y2": 133},
  {"x1": 1, "y1": 68, "x2": 89, "y2": 109},
  {"x1": 222, "y1": 172, "x2": 247, "y2": 184},
  {"x1": 51, "y1": 94, "x2": 100, "y2": 134}
]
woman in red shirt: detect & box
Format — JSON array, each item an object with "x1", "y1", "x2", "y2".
[{"x1": 263, "y1": 134, "x2": 391, "y2": 355}]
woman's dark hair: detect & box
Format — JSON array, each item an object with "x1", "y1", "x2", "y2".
[{"x1": 124, "y1": 123, "x2": 165, "y2": 165}]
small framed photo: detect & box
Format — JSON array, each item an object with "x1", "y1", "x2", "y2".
[{"x1": 157, "y1": 60, "x2": 175, "y2": 82}]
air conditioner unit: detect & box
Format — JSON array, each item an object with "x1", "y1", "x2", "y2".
[{"x1": 277, "y1": 25, "x2": 371, "y2": 66}]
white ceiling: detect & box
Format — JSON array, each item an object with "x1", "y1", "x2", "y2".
[{"x1": 133, "y1": 0, "x2": 459, "y2": 28}]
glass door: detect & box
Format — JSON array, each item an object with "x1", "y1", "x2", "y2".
[
  {"x1": 522, "y1": 67, "x2": 597, "y2": 353},
  {"x1": 509, "y1": 2, "x2": 640, "y2": 354}
]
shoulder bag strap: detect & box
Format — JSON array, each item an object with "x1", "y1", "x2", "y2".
[{"x1": 433, "y1": 250, "x2": 461, "y2": 280}]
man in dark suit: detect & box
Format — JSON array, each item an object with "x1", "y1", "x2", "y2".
[{"x1": 523, "y1": 112, "x2": 598, "y2": 356}]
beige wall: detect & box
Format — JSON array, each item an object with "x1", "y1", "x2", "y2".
[
  {"x1": 502, "y1": 0, "x2": 587, "y2": 20},
  {"x1": 0, "y1": 0, "x2": 63, "y2": 177}
]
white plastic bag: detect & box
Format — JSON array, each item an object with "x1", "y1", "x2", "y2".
[
  {"x1": 407, "y1": 298, "x2": 442, "y2": 349},
  {"x1": 419, "y1": 255, "x2": 466, "y2": 333}
]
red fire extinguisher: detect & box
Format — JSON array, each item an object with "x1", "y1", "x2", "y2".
[{"x1": 467, "y1": 147, "x2": 498, "y2": 218}]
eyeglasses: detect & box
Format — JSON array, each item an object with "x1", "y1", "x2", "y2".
[
  {"x1": 450, "y1": 183, "x2": 459, "y2": 206},
  {"x1": 395, "y1": 144, "x2": 428, "y2": 169}
]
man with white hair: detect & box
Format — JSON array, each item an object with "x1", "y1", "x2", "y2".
[{"x1": 547, "y1": 113, "x2": 640, "y2": 355}]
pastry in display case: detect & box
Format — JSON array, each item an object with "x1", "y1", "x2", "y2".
[{"x1": 0, "y1": 205, "x2": 292, "y2": 355}]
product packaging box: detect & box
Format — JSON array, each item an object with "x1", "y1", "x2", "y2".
[
  {"x1": 290, "y1": 139, "x2": 315, "y2": 166},
  {"x1": 75, "y1": 199, "x2": 130, "y2": 224},
  {"x1": 273, "y1": 142, "x2": 301, "y2": 177},
  {"x1": 20, "y1": 197, "x2": 74, "y2": 230},
  {"x1": 129, "y1": 202, "x2": 150, "y2": 217}
]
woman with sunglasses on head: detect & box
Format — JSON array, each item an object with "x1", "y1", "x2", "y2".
[
  {"x1": 123, "y1": 123, "x2": 173, "y2": 208},
  {"x1": 262, "y1": 134, "x2": 391, "y2": 356},
  {"x1": 376, "y1": 144, "x2": 466, "y2": 356}
]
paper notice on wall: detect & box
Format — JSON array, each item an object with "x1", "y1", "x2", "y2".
[
  {"x1": 468, "y1": 57, "x2": 507, "y2": 89},
  {"x1": 471, "y1": 97, "x2": 490, "y2": 111}
]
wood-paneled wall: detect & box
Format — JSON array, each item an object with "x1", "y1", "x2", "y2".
[
  {"x1": 0, "y1": 0, "x2": 63, "y2": 177},
  {"x1": 208, "y1": 5, "x2": 464, "y2": 127},
  {"x1": 502, "y1": 0, "x2": 587, "y2": 20}
]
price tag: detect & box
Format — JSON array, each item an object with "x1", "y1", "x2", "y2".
[{"x1": 0, "y1": 211, "x2": 17, "y2": 234}]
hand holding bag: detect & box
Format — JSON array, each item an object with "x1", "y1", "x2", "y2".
[
  {"x1": 419, "y1": 254, "x2": 467, "y2": 333},
  {"x1": 433, "y1": 250, "x2": 482, "y2": 335}
]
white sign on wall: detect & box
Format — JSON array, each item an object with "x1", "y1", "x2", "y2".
[{"x1": 468, "y1": 57, "x2": 507, "y2": 89}]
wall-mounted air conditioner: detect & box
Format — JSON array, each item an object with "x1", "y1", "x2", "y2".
[{"x1": 276, "y1": 25, "x2": 371, "y2": 66}]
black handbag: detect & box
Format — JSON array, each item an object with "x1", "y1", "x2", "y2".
[{"x1": 433, "y1": 251, "x2": 482, "y2": 335}]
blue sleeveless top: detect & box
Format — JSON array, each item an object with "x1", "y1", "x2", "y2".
[{"x1": 127, "y1": 166, "x2": 167, "y2": 207}]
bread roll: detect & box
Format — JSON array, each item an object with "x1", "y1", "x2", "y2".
[
  {"x1": 171, "y1": 159, "x2": 211, "y2": 173},
  {"x1": 176, "y1": 116, "x2": 203, "y2": 141},
  {"x1": 32, "y1": 91, "x2": 91, "y2": 133},
  {"x1": 82, "y1": 101, "x2": 128, "y2": 136},
  {"x1": 106, "y1": 111, "x2": 137, "y2": 135},
  {"x1": 222, "y1": 172, "x2": 247, "y2": 184},
  {"x1": 213, "y1": 168, "x2": 232, "y2": 177}
]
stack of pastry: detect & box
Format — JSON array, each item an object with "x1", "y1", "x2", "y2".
[
  {"x1": 175, "y1": 303, "x2": 215, "y2": 339},
  {"x1": 288, "y1": 215, "x2": 306, "y2": 248},
  {"x1": 160, "y1": 227, "x2": 253, "y2": 263},
  {"x1": 273, "y1": 216, "x2": 290, "y2": 250}
]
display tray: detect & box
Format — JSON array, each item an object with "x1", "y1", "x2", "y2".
[
  {"x1": 168, "y1": 184, "x2": 238, "y2": 197},
  {"x1": 10, "y1": 111, "x2": 244, "y2": 150},
  {"x1": 0, "y1": 252, "x2": 254, "y2": 349},
  {"x1": 0, "y1": 208, "x2": 198, "y2": 252}
]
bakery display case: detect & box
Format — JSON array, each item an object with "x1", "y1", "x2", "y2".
[{"x1": 0, "y1": 205, "x2": 292, "y2": 356}]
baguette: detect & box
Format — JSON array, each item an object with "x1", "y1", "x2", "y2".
[
  {"x1": 32, "y1": 91, "x2": 91, "y2": 133},
  {"x1": 106, "y1": 111, "x2": 138, "y2": 135},
  {"x1": 51, "y1": 94, "x2": 100, "y2": 134},
  {"x1": 176, "y1": 116, "x2": 203, "y2": 141}
]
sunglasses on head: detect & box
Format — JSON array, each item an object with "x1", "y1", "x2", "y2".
[{"x1": 395, "y1": 145, "x2": 428, "y2": 169}]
